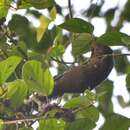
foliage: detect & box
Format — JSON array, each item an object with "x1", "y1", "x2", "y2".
[{"x1": 0, "y1": 0, "x2": 130, "y2": 130}]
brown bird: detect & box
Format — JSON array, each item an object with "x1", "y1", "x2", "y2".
[{"x1": 50, "y1": 43, "x2": 114, "y2": 98}]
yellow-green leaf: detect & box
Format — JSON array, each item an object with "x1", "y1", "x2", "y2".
[
  {"x1": 22, "y1": 60, "x2": 54, "y2": 96},
  {"x1": 0, "y1": 0, "x2": 11, "y2": 18},
  {"x1": 6, "y1": 80, "x2": 28, "y2": 109},
  {"x1": 0, "y1": 56, "x2": 22, "y2": 85},
  {"x1": 37, "y1": 15, "x2": 50, "y2": 42},
  {"x1": 38, "y1": 119, "x2": 65, "y2": 130},
  {"x1": 72, "y1": 33, "x2": 92, "y2": 56},
  {"x1": 50, "y1": 6, "x2": 57, "y2": 20}
]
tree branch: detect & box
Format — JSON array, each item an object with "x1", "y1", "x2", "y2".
[
  {"x1": 101, "y1": 53, "x2": 130, "y2": 58},
  {"x1": 51, "y1": 53, "x2": 130, "y2": 66},
  {"x1": 68, "y1": 0, "x2": 73, "y2": 19},
  {"x1": 2, "y1": 117, "x2": 42, "y2": 125},
  {"x1": 51, "y1": 57, "x2": 75, "y2": 65}
]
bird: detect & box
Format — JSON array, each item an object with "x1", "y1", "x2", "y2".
[{"x1": 49, "y1": 42, "x2": 114, "y2": 98}]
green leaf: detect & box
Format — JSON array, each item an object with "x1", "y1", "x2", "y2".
[
  {"x1": 121, "y1": 0, "x2": 130, "y2": 21},
  {"x1": 0, "y1": 0, "x2": 11, "y2": 18},
  {"x1": 64, "y1": 95, "x2": 95, "y2": 109},
  {"x1": 27, "y1": 51, "x2": 43, "y2": 61},
  {"x1": 11, "y1": 41, "x2": 28, "y2": 58},
  {"x1": 96, "y1": 80, "x2": 114, "y2": 116},
  {"x1": 65, "y1": 118, "x2": 96, "y2": 130},
  {"x1": 0, "y1": 17, "x2": 7, "y2": 48},
  {"x1": 8, "y1": 15, "x2": 29, "y2": 36},
  {"x1": 53, "y1": 27, "x2": 63, "y2": 44},
  {"x1": 84, "y1": 90, "x2": 97, "y2": 101},
  {"x1": 114, "y1": 50, "x2": 129, "y2": 75},
  {"x1": 50, "y1": 6, "x2": 57, "y2": 20},
  {"x1": 0, "y1": 56, "x2": 21, "y2": 85},
  {"x1": 76, "y1": 106, "x2": 99, "y2": 122},
  {"x1": 48, "y1": 44, "x2": 65, "y2": 58},
  {"x1": 30, "y1": 0, "x2": 54, "y2": 9},
  {"x1": 97, "y1": 31, "x2": 130, "y2": 46},
  {"x1": 22, "y1": 60, "x2": 54, "y2": 96},
  {"x1": 117, "y1": 95, "x2": 128, "y2": 108},
  {"x1": 35, "y1": 29, "x2": 55, "y2": 53},
  {"x1": 58, "y1": 18, "x2": 94, "y2": 33},
  {"x1": 43, "y1": 69, "x2": 54, "y2": 95},
  {"x1": 8, "y1": 14, "x2": 37, "y2": 49},
  {"x1": 37, "y1": 15, "x2": 50, "y2": 42},
  {"x1": 121, "y1": 35, "x2": 130, "y2": 48},
  {"x1": 38, "y1": 119, "x2": 65, "y2": 130},
  {"x1": 0, "y1": 87, "x2": 6, "y2": 97},
  {"x1": 72, "y1": 33, "x2": 92, "y2": 56},
  {"x1": 20, "y1": 0, "x2": 54, "y2": 9},
  {"x1": 100, "y1": 114, "x2": 130, "y2": 130},
  {"x1": 5, "y1": 80, "x2": 28, "y2": 109}
]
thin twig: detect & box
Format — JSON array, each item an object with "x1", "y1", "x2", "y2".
[
  {"x1": 100, "y1": 53, "x2": 130, "y2": 58},
  {"x1": 51, "y1": 53, "x2": 130, "y2": 66},
  {"x1": 68, "y1": 0, "x2": 73, "y2": 19},
  {"x1": 83, "y1": 53, "x2": 130, "y2": 65},
  {"x1": 51, "y1": 57, "x2": 75, "y2": 65},
  {"x1": 2, "y1": 117, "x2": 42, "y2": 125}
]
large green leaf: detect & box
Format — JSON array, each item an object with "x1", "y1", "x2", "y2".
[
  {"x1": 8, "y1": 15, "x2": 29, "y2": 36},
  {"x1": 0, "y1": 0, "x2": 11, "y2": 18},
  {"x1": 97, "y1": 31, "x2": 130, "y2": 47},
  {"x1": 5, "y1": 80, "x2": 28, "y2": 109},
  {"x1": 8, "y1": 14, "x2": 37, "y2": 49},
  {"x1": 38, "y1": 119, "x2": 65, "y2": 130},
  {"x1": 48, "y1": 44, "x2": 65, "y2": 58},
  {"x1": 22, "y1": 60, "x2": 54, "y2": 96},
  {"x1": 76, "y1": 106, "x2": 99, "y2": 122},
  {"x1": 72, "y1": 33, "x2": 92, "y2": 57},
  {"x1": 59, "y1": 18, "x2": 94, "y2": 33},
  {"x1": 0, "y1": 56, "x2": 21, "y2": 85},
  {"x1": 64, "y1": 91, "x2": 96, "y2": 109},
  {"x1": 100, "y1": 114, "x2": 130, "y2": 130},
  {"x1": 65, "y1": 118, "x2": 96, "y2": 130},
  {"x1": 114, "y1": 50, "x2": 129, "y2": 75},
  {"x1": 96, "y1": 80, "x2": 114, "y2": 116}
]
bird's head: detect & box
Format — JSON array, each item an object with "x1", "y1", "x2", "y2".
[{"x1": 91, "y1": 43, "x2": 113, "y2": 57}]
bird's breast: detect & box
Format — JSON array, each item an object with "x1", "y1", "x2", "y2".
[{"x1": 86, "y1": 56, "x2": 113, "y2": 89}]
